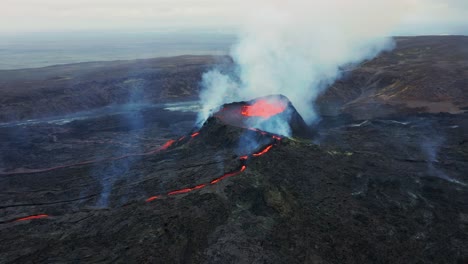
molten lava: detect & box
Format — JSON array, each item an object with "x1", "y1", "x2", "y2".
[
  {"x1": 160, "y1": 140, "x2": 176, "y2": 150},
  {"x1": 168, "y1": 188, "x2": 193, "y2": 196},
  {"x1": 210, "y1": 165, "x2": 246, "y2": 184},
  {"x1": 146, "y1": 164, "x2": 249, "y2": 202},
  {"x1": 241, "y1": 99, "x2": 287, "y2": 118},
  {"x1": 193, "y1": 184, "x2": 206, "y2": 190},
  {"x1": 15, "y1": 214, "x2": 48, "y2": 222},
  {"x1": 8, "y1": 123, "x2": 284, "y2": 225},
  {"x1": 253, "y1": 145, "x2": 273, "y2": 157},
  {"x1": 167, "y1": 184, "x2": 208, "y2": 196},
  {"x1": 145, "y1": 196, "x2": 160, "y2": 202}
]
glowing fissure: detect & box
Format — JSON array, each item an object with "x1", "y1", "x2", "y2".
[
  {"x1": 241, "y1": 99, "x2": 287, "y2": 118},
  {"x1": 146, "y1": 134, "x2": 281, "y2": 203},
  {"x1": 253, "y1": 145, "x2": 273, "y2": 157},
  {"x1": 145, "y1": 196, "x2": 159, "y2": 202},
  {"x1": 7, "y1": 129, "x2": 282, "y2": 225},
  {"x1": 15, "y1": 214, "x2": 48, "y2": 222},
  {"x1": 210, "y1": 166, "x2": 246, "y2": 185},
  {"x1": 0, "y1": 136, "x2": 188, "y2": 176},
  {"x1": 159, "y1": 140, "x2": 176, "y2": 150},
  {"x1": 146, "y1": 165, "x2": 247, "y2": 201},
  {"x1": 193, "y1": 184, "x2": 206, "y2": 190}
]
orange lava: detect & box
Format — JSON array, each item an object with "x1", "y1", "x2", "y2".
[
  {"x1": 146, "y1": 196, "x2": 160, "y2": 202},
  {"x1": 241, "y1": 99, "x2": 287, "y2": 118},
  {"x1": 240, "y1": 155, "x2": 248, "y2": 160},
  {"x1": 210, "y1": 165, "x2": 247, "y2": 184},
  {"x1": 15, "y1": 214, "x2": 48, "y2": 222},
  {"x1": 193, "y1": 184, "x2": 206, "y2": 190},
  {"x1": 191, "y1": 132, "x2": 200, "y2": 138},
  {"x1": 168, "y1": 188, "x2": 193, "y2": 196},
  {"x1": 160, "y1": 140, "x2": 176, "y2": 150},
  {"x1": 147, "y1": 166, "x2": 247, "y2": 201},
  {"x1": 166, "y1": 184, "x2": 206, "y2": 196},
  {"x1": 253, "y1": 145, "x2": 273, "y2": 157}
]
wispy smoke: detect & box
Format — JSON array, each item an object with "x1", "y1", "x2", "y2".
[
  {"x1": 197, "y1": 0, "x2": 410, "y2": 126},
  {"x1": 198, "y1": 69, "x2": 239, "y2": 125}
]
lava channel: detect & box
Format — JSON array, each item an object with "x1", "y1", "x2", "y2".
[
  {"x1": 253, "y1": 145, "x2": 274, "y2": 157},
  {"x1": 15, "y1": 214, "x2": 49, "y2": 222},
  {"x1": 0, "y1": 135, "x2": 188, "y2": 176},
  {"x1": 159, "y1": 139, "x2": 176, "y2": 151},
  {"x1": 146, "y1": 165, "x2": 248, "y2": 202}
]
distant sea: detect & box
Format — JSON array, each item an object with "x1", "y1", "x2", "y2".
[{"x1": 0, "y1": 31, "x2": 235, "y2": 70}]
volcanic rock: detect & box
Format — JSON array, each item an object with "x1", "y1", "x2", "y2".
[{"x1": 1, "y1": 106, "x2": 467, "y2": 263}]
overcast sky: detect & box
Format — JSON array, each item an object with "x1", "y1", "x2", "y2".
[{"x1": 1, "y1": 0, "x2": 467, "y2": 35}]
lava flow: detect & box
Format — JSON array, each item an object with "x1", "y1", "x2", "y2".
[
  {"x1": 146, "y1": 164, "x2": 248, "y2": 202},
  {"x1": 241, "y1": 99, "x2": 287, "y2": 118},
  {"x1": 146, "y1": 134, "x2": 281, "y2": 203},
  {"x1": 15, "y1": 214, "x2": 49, "y2": 222},
  {"x1": 210, "y1": 165, "x2": 246, "y2": 184},
  {"x1": 145, "y1": 196, "x2": 160, "y2": 202},
  {"x1": 159, "y1": 139, "x2": 176, "y2": 151},
  {"x1": 168, "y1": 183, "x2": 207, "y2": 196},
  {"x1": 0, "y1": 138, "x2": 181, "y2": 176},
  {"x1": 253, "y1": 145, "x2": 273, "y2": 157}
]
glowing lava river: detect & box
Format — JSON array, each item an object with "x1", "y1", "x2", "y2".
[
  {"x1": 145, "y1": 135, "x2": 279, "y2": 203},
  {"x1": 1, "y1": 127, "x2": 282, "y2": 224}
]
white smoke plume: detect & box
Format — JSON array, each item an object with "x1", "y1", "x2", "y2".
[{"x1": 197, "y1": 0, "x2": 412, "y2": 126}]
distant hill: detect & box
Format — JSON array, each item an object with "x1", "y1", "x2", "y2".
[
  {"x1": 317, "y1": 35, "x2": 468, "y2": 119},
  {"x1": 0, "y1": 36, "x2": 467, "y2": 123},
  {"x1": 0, "y1": 55, "x2": 227, "y2": 122}
]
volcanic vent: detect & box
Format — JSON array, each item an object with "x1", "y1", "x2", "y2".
[
  {"x1": 213, "y1": 94, "x2": 310, "y2": 138},
  {"x1": 1, "y1": 95, "x2": 308, "y2": 227},
  {"x1": 139, "y1": 95, "x2": 310, "y2": 200},
  {"x1": 141, "y1": 96, "x2": 305, "y2": 201}
]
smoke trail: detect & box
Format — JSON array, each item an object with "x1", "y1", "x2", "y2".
[{"x1": 197, "y1": 0, "x2": 410, "y2": 127}]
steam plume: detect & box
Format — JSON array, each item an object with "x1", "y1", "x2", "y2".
[{"x1": 197, "y1": 0, "x2": 410, "y2": 128}]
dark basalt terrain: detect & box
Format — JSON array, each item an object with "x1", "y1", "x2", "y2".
[
  {"x1": 0, "y1": 103, "x2": 467, "y2": 263},
  {"x1": 0, "y1": 35, "x2": 467, "y2": 263},
  {"x1": 0, "y1": 55, "x2": 227, "y2": 122},
  {"x1": 318, "y1": 35, "x2": 468, "y2": 118}
]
